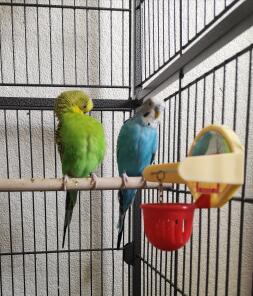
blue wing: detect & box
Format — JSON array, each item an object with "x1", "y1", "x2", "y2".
[
  {"x1": 116, "y1": 117, "x2": 157, "y2": 248},
  {"x1": 117, "y1": 117, "x2": 157, "y2": 176}
]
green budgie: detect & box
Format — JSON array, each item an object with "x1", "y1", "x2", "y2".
[{"x1": 55, "y1": 90, "x2": 106, "y2": 248}]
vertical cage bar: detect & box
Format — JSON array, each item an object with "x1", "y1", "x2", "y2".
[
  {"x1": 78, "y1": 190, "x2": 82, "y2": 295},
  {"x1": 89, "y1": 189, "x2": 93, "y2": 296},
  {"x1": 110, "y1": 0, "x2": 113, "y2": 85},
  {"x1": 0, "y1": 26, "x2": 3, "y2": 82},
  {"x1": 53, "y1": 116, "x2": 60, "y2": 296},
  {"x1": 10, "y1": 0, "x2": 16, "y2": 83},
  {"x1": 23, "y1": 0, "x2": 28, "y2": 83},
  {"x1": 130, "y1": 0, "x2": 136, "y2": 99},
  {"x1": 237, "y1": 48, "x2": 252, "y2": 296},
  {"x1": 36, "y1": 0, "x2": 41, "y2": 83},
  {"x1": 86, "y1": 1, "x2": 89, "y2": 84},
  {"x1": 28, "y1": 111, "x2": 38, "y2": 296},
  {"x1": 132, "y1": 190, "x2": 142, "y2": 296},
  {"x1": 111, "y1": 111, "x2": 115, "y2": 296},
  {"x1": 41, "y1": 111, "x2": 49, "y2": 296},
  {"x1": 225, "y1": 57, "x2": 238, "y2": 296},
  {"x1": 49, "y1": 0, "x2": 53, "y2": 83},
  {"x1": 16, "y1": 111, "x2": 26, "y2": 296},
  {"x1": 100, "y1": 111, "x2": 104, "y2": 296},
  {"x1": 73, "y1": 0, "x2": 77, "y2": 84},
  {"x1": 4, "y1": 110, "x2": 14, "y2": 296}
]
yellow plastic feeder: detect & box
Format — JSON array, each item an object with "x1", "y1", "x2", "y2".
[{"x1": 141, "y1": 125, "x2": 244, "y2": 251}]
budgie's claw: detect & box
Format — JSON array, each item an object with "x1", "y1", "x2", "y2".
[
  {"x1": 90, "y1": 173, "x2": 98, "y2": 189},
  {"x1": 121, "y1": 172, "x2": 129, "y2": 189},
  {"x1": 141, "y1": 176, "x2": 147, "y2": 188},
  {"x1": 62, "y1": 175, "x2": 69, "y2": 191}
]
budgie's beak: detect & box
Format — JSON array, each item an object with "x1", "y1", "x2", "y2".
[
  {"x1": 154, "y1": 105, "x2": 164, "y2": 118},
  {"x1": 155, "y1": 110, "x2": 160, "y2": 119}
]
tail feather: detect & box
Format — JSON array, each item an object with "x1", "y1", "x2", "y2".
[
  {"x1": 117, "y1": 209, "x2": 126, "y2": 249},
  {"x1": 62, "y1": 190, "x2": 78, "y2": 248},
  {"x1": 117, "y1": 189, "x2": 137, "y2": 249}
]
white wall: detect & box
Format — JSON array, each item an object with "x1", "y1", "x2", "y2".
[{"x1": 0, "y1": 0, "x2": 252, "y2": 295}]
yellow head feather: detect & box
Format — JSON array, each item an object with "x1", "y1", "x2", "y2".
[{"x1": 55, "y1": 90, "x2": 93, "y2": 119}]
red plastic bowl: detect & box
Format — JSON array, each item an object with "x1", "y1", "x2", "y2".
[{"x1": 140, "y1": 203, "x2": 195, "y2": 251}]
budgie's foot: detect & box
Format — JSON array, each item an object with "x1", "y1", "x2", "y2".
[
  {"x1": 141, "y1": 176, "x2": 147, "y2": 188},
  {"x1": 121, "y1": 172, "x2": 129, "y2": 189},
  {"x1": 62, "y1": 175, "x2": 69, "y2": 191},
  {"x1": 90, "y1": 173, "x2": 98, "y2": 189}
]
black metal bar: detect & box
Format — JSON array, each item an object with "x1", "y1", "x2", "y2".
[
  {"x1": 162, "y1": 0, "x2": 165, "y2": 64},
  {"x1": 36, "y1": 0, "x2": 41, "y2": 84},
  {"x1": 41, "y1": 112, "x2": 49, "y2": 296},
  {"x1": 157, "y1": 0, "x2": 160, "y2": 70},
  {"x1": 100, "y1": 111, "x2": 104, "y2": 296},
  {"x1": 151, "y1": 188, "x2": 154, "y2": 296},
  {"x1": 122, "y1": 112, "x2": 125, "y2": 296},
  {"x1": 16, "y1": 110, "x2": 26, "y2": 296},
  {"x1": 236, "y1": 47, "x2": 252, "y2": 296},
  {"x1": 0, "y1": 25, "x2": 3, "y2": 83},
  {"x1": 10, "y1": 0, "x2": 16, "y2": 84},
  {"x1": 215, "y1": 62, "x2": 227, "y2": 296},
  {"x1": 53, "y1": 116, "x2": 60, "y2": 296},
  {"x1": 0, "y1": 2, "x2": 130, "y2": 12},
  {"x1": 196, "y1": 81, "x2": 202, "y2": 296},
  {"x1": 0, "y1": 98, "x2": 139, "y2": 111},
  {"x1": 28, "y1": 111, "x2": 38, "y2": 296},
  {"x1": 98, "y1": 0, "x2": 101, "y2": 85},
  {"x1": 89, "y1": 188, "x2": 93, "y2": 296},
  {"x1": 0, "y1": 247, "x2": 124, "y2": 257},
  {"x1": 73, "y1": 0, "x2": 77, "y2": 85},
  {"x1": 23, "y1": 0, "x2": 28, "y2": 84},
  {"x1": 143, "y1": 0, "x2": 147, "y2": 80},
  {"x1": 78, "y1": 190, "x2": 82, "y2": 296},
  {"x1": 129, "y1": 0, "x2": 132, "y2": 100},
  {"x1": 86, "y1": 5, "x2": 89, "y2": 85},
  {"x1": 61, "y1": 0, "x2": 65, "y2": 84},
  {"x1": 111, "y1": 111, "x2": 115, "y2": 296},
  {"x1": 146, "y1": 189, "x2": 150, "y2": 295},
  {"x1": 48, "y1": 0, "x2": 53, "y2": 84},
  {"x1": 204, "y1": 0, "x2": 207, "y2": 26},
  {"x1": 110, "y1": 0, "x2": 113, "y2": 86},
  {"x1": 195, "y1": 0, "x2": 198, "y2": 35},
  {"x1": 132, "y1": 190, "x2": 142, "y2": 296},
  {"x1": 148, "y1": 0, "x2": 151, "y2": 78},
  {"x1": 173, "y1": 0, "x2": 176, "y2": 55},
  {"x1": 0, "y1": 248, "x2": 2, "y2": 295},
  {"x1": 4, "y1": 110, "x2": 15, "y2": 296},
  {"x1": 182, "y1": 86, "x2": 190, "y2": 295},
  {"x1": 170, "y1": 96, "x2": 176, "y2": 296},
  {"x1": 142, "y1": 190, "x2": 147, "y2": 296}
]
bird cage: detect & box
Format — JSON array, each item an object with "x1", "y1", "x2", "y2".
[{"x1": 0, "y1": 0, "x2": 253, "y2": 295}]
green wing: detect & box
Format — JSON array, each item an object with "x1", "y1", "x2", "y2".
[{"x1": 55, "y1": 121, "x2": 64, "y2": 161}]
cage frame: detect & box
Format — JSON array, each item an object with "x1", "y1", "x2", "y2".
[{"x1": 0, "y1": 0, "x2": 252, "y2": 295}]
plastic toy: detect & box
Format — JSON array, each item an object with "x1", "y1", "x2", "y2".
[{"x1": 141, "y1": 125, "x2": 244, "y2": 251}]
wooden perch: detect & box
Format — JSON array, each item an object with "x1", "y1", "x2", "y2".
[{"x1": 0, "y1": 177, "x2": 171, "y2": 192}]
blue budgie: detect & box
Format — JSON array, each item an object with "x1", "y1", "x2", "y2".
[{"x1": 116, "y1": 97, "x2": 165, "y2": 249}]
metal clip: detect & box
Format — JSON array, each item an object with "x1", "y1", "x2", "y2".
[
  {"x1": 158, "y1": 182, "x2": 164, "y2": 203},
  {"x1": 156, "y1": 170, "x2": 165, "y2": 203}
]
